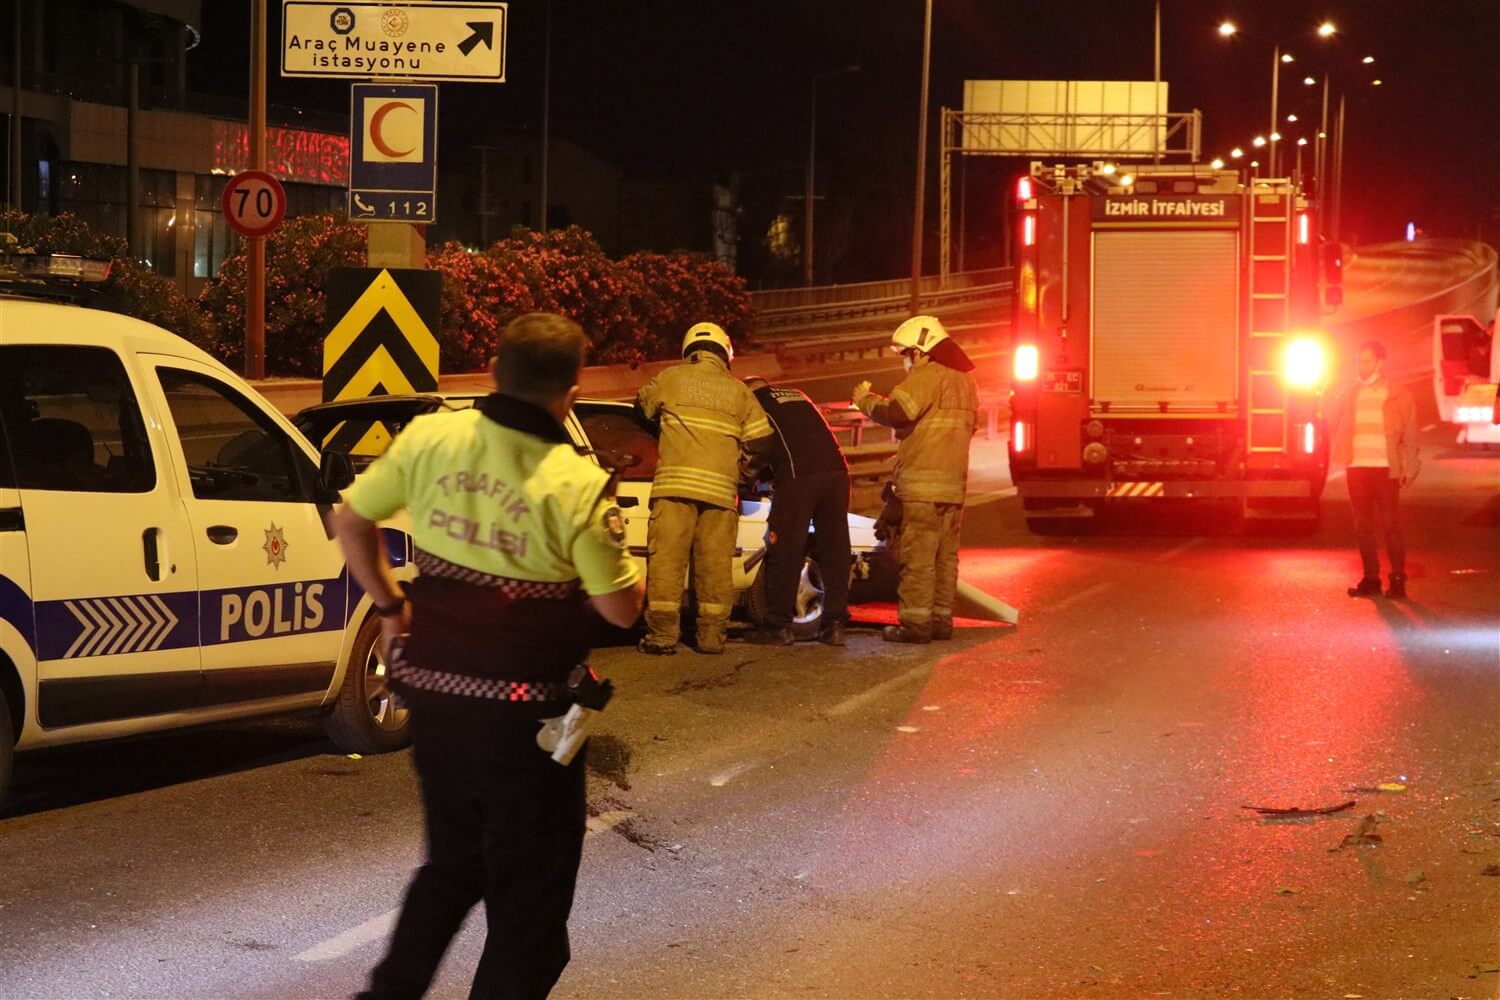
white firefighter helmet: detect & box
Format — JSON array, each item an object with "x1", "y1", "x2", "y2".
[
  {"x1": 682, "y1": 321, "x2": 734, "y2": 362},
  {"x1": 890, "y1": 315, "x2": 950, "y2": 355}
]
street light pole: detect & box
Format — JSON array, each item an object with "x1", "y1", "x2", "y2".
[
  {"x1": 803, "y1": 77, "x2": 818, "y2": 287},
  {"x1": 1269, "y1": 44, "x2": 1281, "y2": 177},
  {"x1": 909, "y1": 0, "x2": 933, "y2": 316},
  {"x1": 539, "y1": 0, "x2": 550, "y2": 234},
  {"x1": 1332, "y1": 92, "x2": 1346, "y2": 242},
  {"x1": 246, "y1": 0, "x2": 267, "y2": 380}
]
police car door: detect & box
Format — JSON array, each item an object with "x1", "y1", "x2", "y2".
[
  {"x1": 144, "y1": 358, "x2": 346, "y2": 706},
  {"x1": 0, "y1": 344, "x2": 201, "y2": 731}
]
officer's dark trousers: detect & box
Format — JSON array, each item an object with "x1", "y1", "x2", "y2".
[
  {"x1": 1347, "y1": 466, "x2": 1405, "y2": 579},
  {"x1": 364, "y1": 704, "x2": 586, "y2": 1000},
  {"x1": 764, "y1": 470, "x2": 851, "y2": 628}
]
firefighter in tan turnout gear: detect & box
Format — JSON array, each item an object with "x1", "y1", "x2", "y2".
[
  {"x1": 852, "y1": 315, "x2": 978, "y2": 643},
  {"x1": 636, "y1": 322, "x2": 773, "y2": 654}
]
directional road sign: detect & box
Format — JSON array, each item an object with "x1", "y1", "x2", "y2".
[
  {"x1": 282, "y1": 2, "x2": 507, "y2": 82},
  {"x1": 349, "y1": 83, "x2": 438, "y2": 223},
  {"x1": 322, "y1": 267, "x2": 441, "y2": 452},
  {"x1": 221, "y1": 170, "x2": 287, "y2": 238}
]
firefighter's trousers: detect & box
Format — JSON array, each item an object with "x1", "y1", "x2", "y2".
[
  {"x1": 897, "y1": 500, "x2": 963, "y2": 629},
  {"x1": 645, "y1": 497, "x2": 739, "y2": 648}
]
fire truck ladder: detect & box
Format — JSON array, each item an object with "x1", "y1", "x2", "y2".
[{"x1": 1247, "y1": 186, "x2": 1294, "y2": 454}]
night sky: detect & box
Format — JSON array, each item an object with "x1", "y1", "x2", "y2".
[{"x1": 190, "y1": 1, "x2": 1499, "y2": 279}]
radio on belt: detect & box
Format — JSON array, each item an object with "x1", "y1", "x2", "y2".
[{"x1": 535, "y1": 665, "x2": 614, "y2": 766}]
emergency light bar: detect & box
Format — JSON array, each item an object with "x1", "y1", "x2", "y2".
[{"x1": 0, "y1": 253, "x2": 113, "y2": 283}]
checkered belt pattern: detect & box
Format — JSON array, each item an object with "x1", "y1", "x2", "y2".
[
  {"x1": 414, "y1": 548, "x2": 580, "y2": 600},
  {"x1": 392, "y1": 662, "x2": 570, "y2": 702}
]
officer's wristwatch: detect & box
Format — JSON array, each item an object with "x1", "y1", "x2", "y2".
[{"x1": 373, "y1": 597, "x2": 407, "y2": 618}]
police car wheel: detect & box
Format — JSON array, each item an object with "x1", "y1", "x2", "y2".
[
  {"x1": 0, "y1": 685, "x2": 13, "y2": 804},
  {"x1": 748, "y1": 557, "x2": 825, "y2": 641},
  {"x1": 324, "y1": 614, "x2": 411, "y2": 755}
]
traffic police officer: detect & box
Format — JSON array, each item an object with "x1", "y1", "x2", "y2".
[
  {"x1": 635, "y1": 322, "x2": 773, "y2": 655},
  {"x1": 334, "y1": 312, "x2": 644, "y2": 1000},
  {"x1": 851, "y1": 315, "x2": 977, "y2": 643},
  {"x1": 742, "y1": 376, "x2": 851, "y2": 646}
]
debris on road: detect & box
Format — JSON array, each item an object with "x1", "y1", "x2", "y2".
[
  {"x1": 1482, "y1": 864, "x2": 1500, "y2": 876},
  {"x1": 1275, "y1": 886, "x2": 1300, "y2": 895},
  {"x1": 1331, "y1": 814, "x2": 1384, "y2": 851},
  {"x1": 1244, "y1": 800, "x2": 1356, "y2": 817},
  {"x1": 1343, "y1": 782, "x2": 1407, "y2": 794},
  {"x1": 1404, "y1": 870, "x2": 1426, "y2": 886},
  {"x1": 1467, "y1": 963, "x2": 1500, "y2": 978}
]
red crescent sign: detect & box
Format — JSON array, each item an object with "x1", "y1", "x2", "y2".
[
  {"x1": 369, "y1": 101, "x2": 417, "y2": 160},
  {"x1": 220, "y1": 170, "x2": 287, "y2": 239}
]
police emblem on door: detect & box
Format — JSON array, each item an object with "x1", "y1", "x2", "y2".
[{"x1": 263, "y1": 523, "x2": 290, "y2": 568}]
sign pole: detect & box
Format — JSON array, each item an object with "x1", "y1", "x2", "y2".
[{"x1": 246, "y1": 0, "x2": 267, "y2": 379}]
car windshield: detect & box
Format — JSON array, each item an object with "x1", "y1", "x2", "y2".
[{"x1": 295, "y1": 397, "x2": 480, "y2": 469}]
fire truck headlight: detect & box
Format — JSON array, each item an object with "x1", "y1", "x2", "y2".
[
  {"x1": 1283, "y1": 336, "x2": 1327, "y2": 389},
  {"x1": 1014, "y1": 344, "x2": 1040, "y2": 381}
]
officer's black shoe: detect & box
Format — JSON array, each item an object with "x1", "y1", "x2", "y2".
[
  {"x1": 1385, "y1": 574, "x2": 1407, "y2": 599},
  {"x1": 637, "y1": 638, "x2": 677, "y2": 656},
  {"x1": 1346, "y1": 578, "x2": 1382, "y2": 598},
  {"x1": 817, "y1": 621, "x2": 847, "y2": 646},
  {"x1": 746, "y1": 626, "x2": 795, "y2": 646},
  {"x1": 882, "y1": 624, "x2": 932, "y2": 644},
  {"x1": 930, "y1": 618, "x2": 954, "y2": 641}
]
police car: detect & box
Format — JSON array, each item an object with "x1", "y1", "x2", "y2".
[
  {"x1": 0, "y1": 256, "x2": 409, "y2": 802},
  {"x1": 295, "y1": 393, "x2": 895, "y2": 640}
]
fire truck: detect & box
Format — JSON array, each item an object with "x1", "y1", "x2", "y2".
[{"x1": 1007, "y1": 162, "x2": 1333, "y2": 531}]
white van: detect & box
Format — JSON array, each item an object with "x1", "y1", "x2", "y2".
[{"x1": 0, "y1": 266, "x2": 409, "y2": 801}]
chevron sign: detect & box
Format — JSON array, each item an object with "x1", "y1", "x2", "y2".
[
  {"x1": 63, "y1": 595, "x2": 181, "y2": 659},
  {"x1": 322, "y1": 267, "x2": 442, "y2": 455}
]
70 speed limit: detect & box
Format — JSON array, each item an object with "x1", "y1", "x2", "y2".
[{"x1": 221, "y1": 170, "x2": 288, "y2": 239}]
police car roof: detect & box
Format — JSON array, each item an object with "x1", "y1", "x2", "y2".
[{"x1": 0, "y1": 295, "x2": 229, "y2": 373}]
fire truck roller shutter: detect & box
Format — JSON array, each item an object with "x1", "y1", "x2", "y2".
[{"x1": 1091, "y1": 230, "x2": 1240, "y2": 410}]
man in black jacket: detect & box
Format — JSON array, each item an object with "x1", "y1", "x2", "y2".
[{"x1": 743, "y1": 377, "x2": 851, "y2": 646}]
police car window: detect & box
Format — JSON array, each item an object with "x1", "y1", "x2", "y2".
[
  {"x1": 573, "y1": 404, "x2": 660, "y2": 481},
  {"x1": 156, "y1": 368, "x2": 315, "y2": 502},
  {"x1": 0, "y1": 345, "x2": 155, "y2": 493}
]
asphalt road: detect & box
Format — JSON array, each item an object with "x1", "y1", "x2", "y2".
[{"x1": 1, "y1": 420, "x2": 1496, "y2": 1000}]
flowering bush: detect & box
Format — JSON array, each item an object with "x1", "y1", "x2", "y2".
[
  {"x1": 430, "y1": 226, "x2": 751, "y2": 369},
  {"x1": 198, "y1": 214, "x2": 368, "y2": 376}
]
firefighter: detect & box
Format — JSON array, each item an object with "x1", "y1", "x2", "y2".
[
  {"x1": 334, "y1": 313, "x2": 645, "y2": 1000},
  {"x1": 635, "y1": 322, "x2": 773, "y2": 654},
  {"x1": 742, "y1": 376, "x2": 851, "y2": 646},
  {"x1": 851, "y1": 315, "x2": 977, "y2": 643}
]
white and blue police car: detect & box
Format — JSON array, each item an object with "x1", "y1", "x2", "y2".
[{"x1": 0, "y1": 256, "x2": 409, "y2": 802}]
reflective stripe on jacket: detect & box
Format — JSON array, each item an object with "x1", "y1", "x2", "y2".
[
  {"x1": 858, "y1": 360, "x2": 978, "y2": 504},
  {"x1": 636, "y1": 352, "x2": 774, "y2": 509}
]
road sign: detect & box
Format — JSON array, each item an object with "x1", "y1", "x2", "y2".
[
  {"x1": 349, "y1": 83, "x2": 438, "y2": 223},
  {"x1": 282, "y1": 2, "x2": 507, "y2": 82},
  {"x1": 221, "y1": 171, "x2": 287, "y2": 238},
  {"x1": 322, "y1": 268, "x2": 441, "y2": 452}
]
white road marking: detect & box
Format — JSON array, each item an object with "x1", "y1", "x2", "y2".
[
  {"x1": 586, "y1": 810, "x2": 634, "y2": 834},
  {"x1": 969, "y1": 486, "x2": 1019, "y2": 505},
  {"x1": 1044, "y1": 581, "x2": 1114, "y2": 614},
  {"x1": 294, "y1": 910, "x2": 397, "y2": 962},
  {"x1": 709, "y1": 761, "x2": 760, "y2": 787},
  {"x1": 1154, "y1": 537, "x2": 1206, "y2": 563},
  {"x1": 1422, "y1": 423, "x2": 1438, "y2": 432},
  {"x1": 896, "y1": 726, "x2": 920, "y2": 733},
  {"x1": 827, "y1": 663, "x2": 929, "y2": 717}
]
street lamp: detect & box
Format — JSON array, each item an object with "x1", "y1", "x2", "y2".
[
  {"x1": 804, "y1": 65, "x2": 861, "y2": 286},
  {"x1": 1230, "y1": 147, "x2": 1244, "y2": 159},
  {"x1": 1218, "y1": 20, "x2": 1336, "y2": 175},
  {"x1": 910, "y1": 0, "x2": 933, "y2": 313},
  {"x1": 1210, "y1": 157, "x2": 1225, "y2": 169}
]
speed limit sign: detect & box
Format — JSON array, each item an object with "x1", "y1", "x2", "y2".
[{"x1": 222, "y1": 170, "x2": 287, "y2": 238}]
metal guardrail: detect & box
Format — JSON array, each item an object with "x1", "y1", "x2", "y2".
[{"x1": 753, "y1": 269, "x2": 1013, "y2": 335}]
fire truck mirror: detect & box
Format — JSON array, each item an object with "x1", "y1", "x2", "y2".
[{"x1": 1321, "y1": 242, "x2": 1344, "y2": 285}]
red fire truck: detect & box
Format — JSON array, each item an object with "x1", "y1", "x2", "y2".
[{"x1": 1007, "y1": 163, "x2": 1332, "y2": 531}]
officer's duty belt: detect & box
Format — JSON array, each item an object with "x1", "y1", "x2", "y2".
[
  {"x1": 393, "y1": 663, "x2": 570, "y2": 702},
  {"x1": 414, "y1": 548, "x2": 580, "y2": 601}
]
